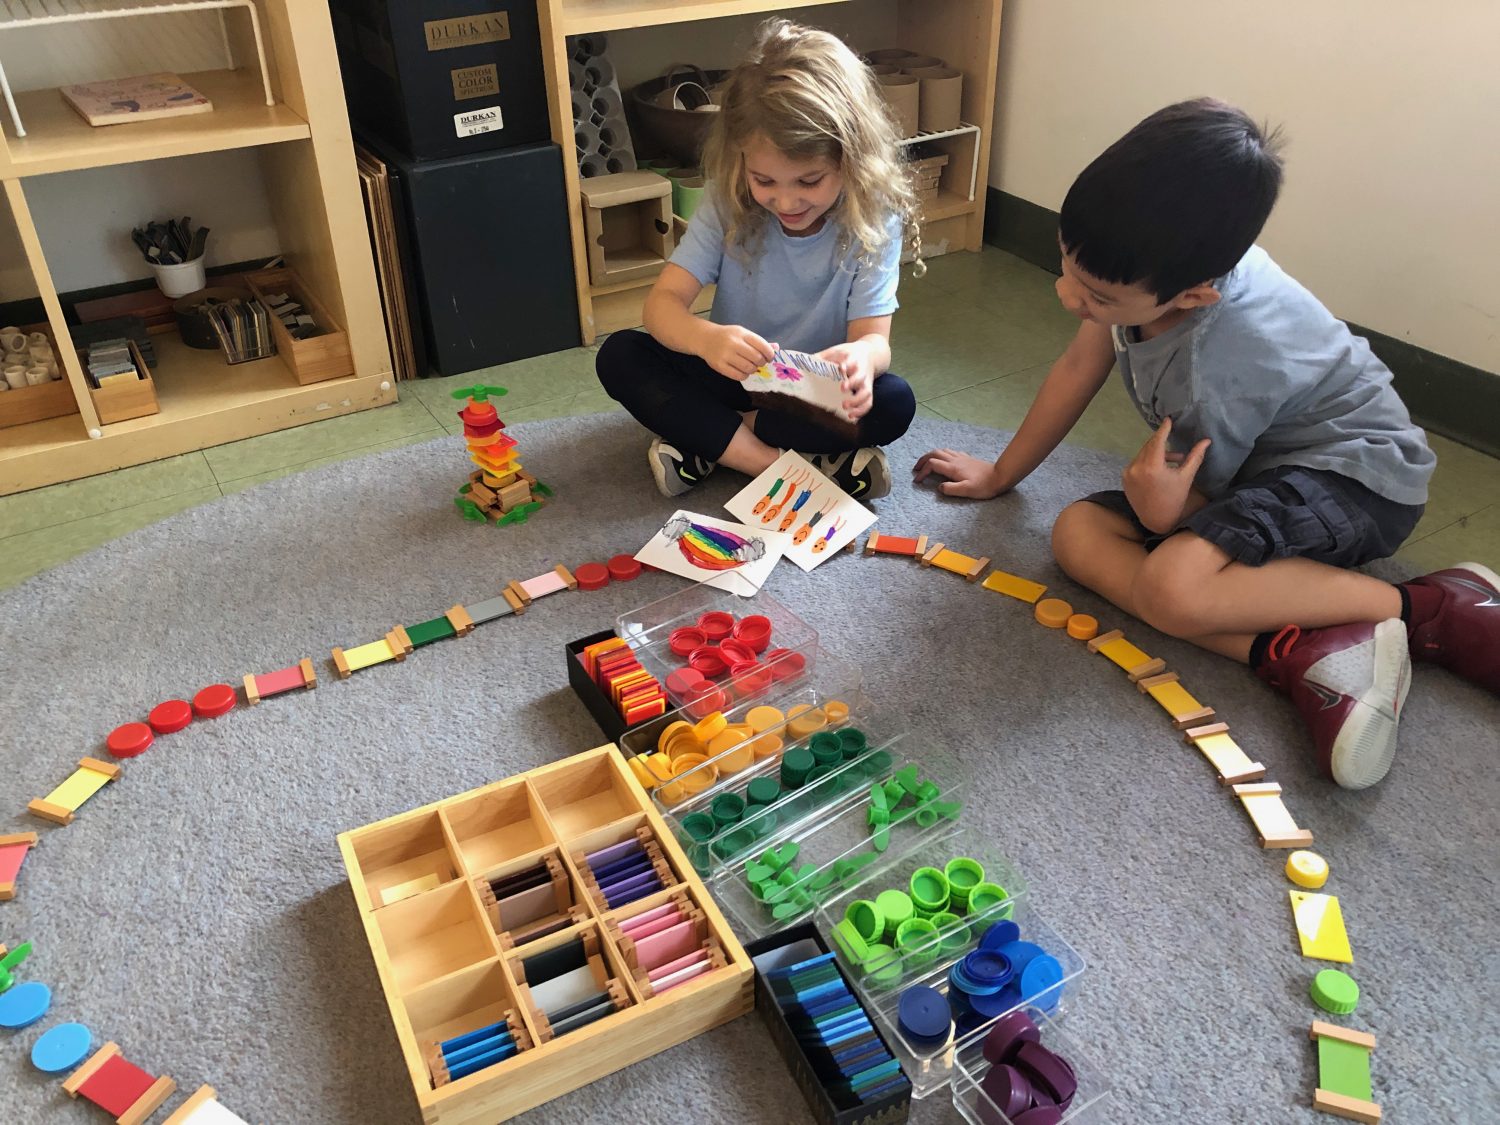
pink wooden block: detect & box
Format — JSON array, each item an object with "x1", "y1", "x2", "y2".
[
  {"x1": 0, "y1": 836, "x2": 37, "y2": 896},
  {"x1": 634, "y1": 920, "x2": 699, "y2": 971},
  {"x1": 618, "y1": 901, "x2": 680, "y2": 937},
  {"x1": 255, "y1": 666, "x2": 307, "y2": 696},
  {"x1": 652, "y1": 958, "x2": 713, "y2": 994},
  {"x1": 647, "y1": 947, "x2": 708, "y2": 983},
  {"x1": 519, "y1": 571, "x2": 569, "y2": 599}
]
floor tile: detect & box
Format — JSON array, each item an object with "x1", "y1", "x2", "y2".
[
  {"x1": 405, "y1": 349, "x2": 601, "y2": 420},
  {"x1": 218, "y1": 429, "x2": 448, "y2": 494},
  {"x1": 202, "y1": 395, "x2": 441, "y2": 484},
  {"x1": 2, "y1": 484, "x2": 222, "y2": 590},
  {"x1": 1409, "y1": 432, "x2": 1500, "y2": 542},
  {"x1": 0, "y1": 452, "x2": 215, "y2": 540},
  {"x1": 1395, "y1": 503, "x2": 1500, "y2": 573}
]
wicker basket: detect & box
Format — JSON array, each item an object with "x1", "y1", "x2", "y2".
[{"x1": 627, "y1": 65, "x2": 730, "y2": 167}]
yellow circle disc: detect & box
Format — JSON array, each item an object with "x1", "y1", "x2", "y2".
[
  {"x1": 824, "y1": 699, "x2": 851, "y2": 723},
  {"x1": 1286, "y1": 850, "x2": 1329, "y2": 889},
  {"x1": 1034, "y1": 598, "x2": 1073, "y2": 629},
  {"x1": 627, "y1": 756, "x2": 654, "y2": 787},
  {"x1": 656, "y1": 720, "x2": 692, "y2": 753},
  {"x1": 745, "y1": 706, "x2": 785, "y2": 733},
  {"x1": 708, "y1": 729, "x2": 749, "y2": 755},
  {"x1": 751, "y1": 734, "x2": 785, "y2": 760},
  {"x1": 673, "y1": 754, "x2": 717, "y2": 794},
  {"x1": 788, "y1": 708, "x2": 828, "y2": 739},
  {"x1": 693, "y1": 712, "x2": 728, "y2": 743},
  {"x1": 1066, "y1": 614, "x2": 1099, "y2": 641}
]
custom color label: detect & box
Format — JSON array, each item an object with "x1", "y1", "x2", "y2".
[
  {"x1": 452, "y1": 63, "x2": 500, "y2": 101},
  {"x1": 454, "y1": 105, "x2": 504, "y2": 137},
  {"x1": 426, "y1": 12, "x2": 511, "y2": 51}
]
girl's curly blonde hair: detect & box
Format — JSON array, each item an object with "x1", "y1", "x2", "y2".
[{"x1": 701, "y1": 18, "x2": 922, "y2": 273}]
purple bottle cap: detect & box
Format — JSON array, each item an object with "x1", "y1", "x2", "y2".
[
  {"x1": 1013, "y1": 1040, "x2": 1079, "y2": 1107},
  {"x1": 1011, "y1": 1105, "x2": 1064, "y2": 1125},
  {"x1": 980, "y1": 1063, "x2": 1034, "y2": 1118},
  {"x1": 982, "y1": 1009, "x2": 1041, "y2": 1066}
]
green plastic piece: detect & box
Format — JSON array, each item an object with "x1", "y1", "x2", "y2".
[
  {"x1": 809, "y1": 869, "x2": 838, "y2": 892},
  {"x1": 497, "y1": 501, "x2": 542, "y2": 526},
  {"x1": 883, "y1": 779, "x2": 907, "y2": 806},
  {"x1": 712, "y1": 829, "x2": 756, "y2": 860},
  {"x1": 930, "y1": 912, "x2": 970, "y2": 953},
  {"x1": 867, "y1": 806, "x2": 890, "y2": 828},
  {"x1": 0, "y1": 941, "x2": 33, "y2": 992},
  {"x1": 873, "y1": 828, "x2": 890, "y2": 852},
  {"x1": 710, "y1": 793, "x2": 746, "y2": 827},
  {"x1": 809, "y1": 731, "x2": 843, "y2": 765},
  {"x1": 771, "y1": 899, "x2": 805, "y2": 921},
  {"x1": 837, "y1": 729, "x2": 868, "y2": 759},
  {"x1": 875, "y1": 890, "x2": 914, "y2": 940},
  {"x1": 776, "y1": 868, "x2": 799, "y2": 888},
  {"x1": 915, "y1": 808, "x2": 938, "y2": 828},
  {"x1": 533, "y1": 480, "x2": 554, "y2": 498},
  {"x1": 454, "y1": 497, "x2": 486, "y2": 521},
  {"x1": 894, "y1": 766, "x2": 921, "y2": 795},
  {"x1": 1316, "y1": 1035, "x2": 1374, "y2": 1102},
  {"x1": 863, "y1": 943, "x2": 902, "y2": 989},
  {"x1": 969, "y1": 881, "x2": 1013, "y2": 921},
  {"x1": 869, "y1": 783, "x2": 888, "y2": 812},
  {"x1": 683, "y1": 813, "x2": 719, "y2": 843},
  {"x1": 405, "y1": 617, "x2": 458, "y2": 648},
  {"x1": 804, "y1": 765, "x2": 833, "y2": 787},
  {"x1": 781, "y1": 748, "x2": 814, "y2": 789},
  {"x1": 915, "y1": 780, "x2": 941, "y2": 803},
  {"x1": 745, "y1": 777, "x2": 782, "y2": 806},
  {"x1": 932, "y1": 800, "x2": 963, "y2": 820},
  {"x1": 945, "y1": 857, "x2": 985, "y2": 903},
  {"x1": 909, "y1": 867, "x2": 950, "y2": 911},
  {"x1": 452, "y1": 384, "x2": 509, "y2": 403},
  {"x1": 744, "y1": 861, "x2": 775, "y2": 882},
  {"x1": 792, "y1": 863, "x2": 817, "y2": 885},
  {"x1": 1310, "y1": 969, "x2": 1360, "y2": 1015},
  {"x1": 846, "y1": 900, "x2": 884, "y2": 943},
  {"x1": 863, "y1": 750, "x2": 894, "y2": 776},
  {"x1": 831, "y1": 920, "x2": 870, "y2": 963},
  {"x1": 895, "y1": 917, "x2": 941, "y2": 966}
]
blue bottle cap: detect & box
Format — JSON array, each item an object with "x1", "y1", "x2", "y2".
[
  {"x1": 1020, "y1": 954, "x2": 1065, "y2": 1011},
  {"x1": 994, "y1": 939, "x2": 1046, "y2": 975},
  {"x1": 31, "y1": 1022, "x2": 92, "y2": 1073},
  {"x1": 0, "y1": 980, "x2": 51, "y2": 1029},
  {"x1": 962, "y1": 950, "x2": 1014, "y2": 989},
  {"x1": 969, "y1": 982, "x2": 1023, "y2": 1019},
  {"x1": 978, "y1": 920, "x2": 1021, "y2": 951},
  {"x1": 897, "y1": 984, "x2": 952, "y2": 1044}
]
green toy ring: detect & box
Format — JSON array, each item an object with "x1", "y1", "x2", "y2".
[
  {"x1": 909, "y1": 867, "x2": 951, "y2": 912},
  {"x1": 945, "y1": 857, "x2": 985, "y2": 903}
]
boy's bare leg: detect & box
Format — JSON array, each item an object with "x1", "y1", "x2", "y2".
[
  {"x1": 717, "y1": 415, "x2": 779, "y2": 476},
  {"x1": 1050, "y1": 501, "x2": 1400, "y2": 662}
]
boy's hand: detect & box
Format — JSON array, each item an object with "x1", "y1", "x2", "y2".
[
  {"x1": 1123, "y1": 417, "x2": 1211, "y2": 533},
  {"x1": 913, "y1": 449, "x2": 1011, "y2": 499},
  {"x1": 817, "y1": 342, "x2": 875, "y2": 420},
  {"x1": 703, "y1": 324, "x2": 776, "y2": 381}
]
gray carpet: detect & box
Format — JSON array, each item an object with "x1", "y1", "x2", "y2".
[{"x1": 1, "y1": 411, "x2": 1496, "y2": 1125}]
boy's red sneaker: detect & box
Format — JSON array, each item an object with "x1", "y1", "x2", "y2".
[
  {"x1": 1254, "y1": 619, "x2": 1411, "y2": 789},
  {"x1": 1401, "y1": 562, "x2": 1500, "y2": 695}
]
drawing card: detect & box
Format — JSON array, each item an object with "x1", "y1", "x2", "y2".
[
  {"x1": 743, "y1": 348, "x2": 858, "y2": 441},
  {"x1": 724, "y1": 451, "x2": 877, "y2": 572},
  {"x1": 635, "y1": 510, "x2": 791, "y2": 595}
]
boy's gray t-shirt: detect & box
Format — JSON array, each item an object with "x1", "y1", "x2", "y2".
[
  {"x1": 670, "y1": 188, "x2": 901, "y2": 355},
  {"x1": 1110, "y1": 245, "x2": 1434, "y2": 506}
]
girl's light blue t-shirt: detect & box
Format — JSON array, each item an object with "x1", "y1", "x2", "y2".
[{"x1": 669, "y1": 189, "x2": 901, "y2": 354}]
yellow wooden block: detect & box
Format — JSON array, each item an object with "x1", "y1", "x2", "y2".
[
  {"x1": 1097, "y1": 636, "x2": 1153, "y2": 673},
  {"x1": 981, "y1": 570, "x2": 1047, "y2": 603},
  {"x1": 930, "y1": 548, "x2": 973, "y2": 575},
  {"x1": 46, "y1": 763, "x2": 115, "y2": 811},
  {"x1": 1232, "y1": 782, "x2": 1314, "y2": 848},
  {"x1": 1290, "y1": 891, "x2": 1353, "y2": 963},
  {"x1": 381, "y1": 873, "x2": 441, "y2": 907},
  {"x1": 1190, "y1": 732, "x2": 1266, "y2": 784},
  {"x1": 1146, "y1": 680, "x2": 1205, "y2": 720},
  {"x1": 342, "y1": 637, "x2": 398, "y2": 673}
]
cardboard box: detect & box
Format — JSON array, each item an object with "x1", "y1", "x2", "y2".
[
  {"x1": 330, "y1": 0, "x2": 549, "y2": 161},
  {"x1": 580, "y1": 172, "x2": 675, "y2": 287}
]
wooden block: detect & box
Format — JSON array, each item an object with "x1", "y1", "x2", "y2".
[
  {"x1": 914, "y1": 534, "x2": 928, "y2": 555},
  {"x1": 1144, "y1": 679, "x2": 1210, "y2": 722},
  {"x1": 162, "y1": 1085, "x2": 250, "y2": 1125},
  {"x1": 466, "y1": 593, "x2": 516, "y2": 625},
  {"x1": 966, "y1": 555, "x2": 990, "y2": 581},
  {"x1": 1126, "y1": 657, "x2": 1168, "y2": 681},
  {"x1": 468, "y1": 480, "x2": 498, "y2": 507},
  {"x1": 1136, "y1": 671, "x2": 1180, "y2": 692},
  {"x1": 447, "y1": 605, "x2": 475, "y2": 636},
  {"x1": 388, "y1": 627, "x2": 414, "y2": 657},
  {"x1": 1184, "y1": 721, "x2": 1231, "y2": 740},
  {"x1": 919, "y1": 541, "x2": 945, "y2": 566},
  {"x1": 298, "y1": 657, "x2": 317, "y2": 689},
  {"x1": 332, "y1": 647, "x2": 351, "y2": 679},
  {"x1": 63, "y1": 1040, "x2": 121, "y2": 1096},
  {"x1": 1086, "y1": 629, "x2": 1124, "y2": 653},
  {"x1": 1233, "y1": 782, "x2": 1314, "y2": 848},
  {"x1": 381, "y1": 873, "x2": 441, "y2": 907},
  {"x1": 503, "y1": 587, "x2": 526, "y2": 615},
  {"x1": 0, "y1": 831, "x2": 38, "y2": 900},
  {"x1": 507, "y1": 580, "x2": 533, "y2": 607},
  {"x1": 499, "y1": 480, "x2": 534, "y2": 510},
  {"x1": 1185, "y1": 729, "x2": 1265, "y2": 785},
  {"x1": 242, "y1": 672, "x2": 261, "y2": 705},
  {"x1": 121, "y1": 1076, "x2": 178, "y2": 1125},
  {"x1": 556, "y1": 564, "x2": 577, "y2": 589},
  {"x1": 27, "y1": 798, "x2": 74, "y2": 825},
  {"x1": 1313, "y1": 1090, "x2": 1382, "y2": 1123},
  {"x1": 1170, "y1": 707, "x2": 1217, "y2": 730},
  {"x1": 1310, "y1": 1022, "x2": 1377, "y2": 1050}
]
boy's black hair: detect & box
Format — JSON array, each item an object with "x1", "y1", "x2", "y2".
[{"x1": 1059, "y1": 98, "x2": 1285, "y2": 301}]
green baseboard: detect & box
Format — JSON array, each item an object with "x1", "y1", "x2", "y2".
[{"x1": 982, "y1": 187, "x2": 1499, "y2": 458}]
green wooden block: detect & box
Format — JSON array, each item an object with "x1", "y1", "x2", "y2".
[
  {"x1": 1317, "y1": 1036, "x2": 1373, "y2": 1102},
  {"x1": 406, "y1": 617, "x2": 458, "y2": 648}
]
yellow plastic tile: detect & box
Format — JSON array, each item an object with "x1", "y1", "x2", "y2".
[
  {"x1": 982, "y1": 570, "x2": 1047, "y2": 603},
  {"x1": 1291, "y1": 891, "x2": 1353, "y2": 963},
  {"x1": 1146, "y1": 680, "x2": 1205, "y2": 720},
  {"x1": 342, "y1": 638, "x2": 397, "y2": 672},
  {"x1": 1097, "y1": 637, "x2": 1153, "y2": 672},
  {"x1": 1191, "y1": 732, "x2": 1264, "y2": 782},
  {"x1": 930, "y1": 548, "x2": 977, "y2": 575},
  {"x1": 45, "y1": 764, "x2": 114, "y2": 811}
]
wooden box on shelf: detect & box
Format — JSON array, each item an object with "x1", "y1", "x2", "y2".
[
  {"x1": 87, "y1": 339, "x2": 160, "y2": 425},
  {"x1": 243, "y1": 266, "x2": 354, "y2": 385},
  {"x1": 337, "y1": 744, "x2": 754, "y2": 1125},
  {"x1": 0, "y1": 323, "x2": 77, "y2": 430},
  {"x1": 580, "y1": 172, "x2": 675, "y2": 287}
]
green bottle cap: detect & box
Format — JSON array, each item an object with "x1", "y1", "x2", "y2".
[
  {"x1": 745, "y1": 777, "x2": 782, "y2": 805},
  {"x1": 680, "y1": 812, "x2": 718, "y2": 842},
  {"x1": 876, "y1": 889, "x2": 914, "y2": 940},
  {"x1": 845, "y1": 899, "x2": 885, "y2": 942},
  {"x1": 710, "y1": 793, "x2": 745, "y2": 826},
  {"x1": 1310, "y1": 969, "x2": 1360, "y2": 1014},
  {"x1": 909, "y1": 866, "x2": 951, "y2": 911},
  {"x1": 781, "y1": 747, "x2": 814, "y2": 788}
]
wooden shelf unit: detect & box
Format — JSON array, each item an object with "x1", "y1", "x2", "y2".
[
  {"x1": 0, "y1": 1, "x2": 394, "y2": 497},
  {"x1": 539, "y1": 0, "x2": 1004, "y2": 343}
]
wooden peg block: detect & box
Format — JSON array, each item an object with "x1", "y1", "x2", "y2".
[
  {"x1": 1232, "y1": 782, "x2": 1314, "y2": 848},
  {"x1": 1136, "y1": 671, "x2": 1179, "y2": 692},
  {"x1": 1126, "y1": 657, "x2": 1168, "y2": 681},
  {"x1": 507, "y1": 580, "x2": 533, "y2": 607},
  {"x1": 919, "y1": 541, "x2": 945, "y2": 566},
  {"x1": 503, "y1": 587, "x2": 526, "y2": 615},
  {"x1": 1184, "y1": 727, "x2": 1265, "y2": 784},
  {"x1": 446, "y1": 605, "x2": 475, "y2": 636},
  {"x1": 1171, "y1": 707, "x2": 1218, "y2": 730}
]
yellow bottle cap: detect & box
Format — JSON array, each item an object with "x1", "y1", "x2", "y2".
[
  {"x1": 1034, "y1": 598, "x2": 1073, "y2": 629},
  {"x1": 1286, "y1": 850, "x2": 1329, "y2": 889}
]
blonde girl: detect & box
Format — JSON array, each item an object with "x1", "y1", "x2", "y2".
[{"x1": 597, "y1": 18, "x2": 919, "y2": 500}]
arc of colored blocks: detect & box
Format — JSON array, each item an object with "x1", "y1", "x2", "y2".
[
  {"x1": 1309, "y1": 1022, "x2": 1380, "y2": 1123},
  {"x1": 0, "y1": 832, "x2": 38, "y2": 899},
  {"x1": 865, "y1": 531, "x2": 928, "y2": 558},
  {"x1": 244, "y1": 658, "x2": 316, "y2": 704},
  {"x1": 63, "y1": 1042, "x2": 176, "y2": 1124},
  {"x1": 920, "y1": 541, "x2": 990, "y2": 582},
  {"x1": 27, "y1": 759, "x2": 120, "y2": 826}
]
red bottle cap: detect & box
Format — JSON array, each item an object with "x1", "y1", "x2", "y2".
[
  {"x1": 732, "y1": 614, "x2": 772, "y2": 652},
  {"x1": 192, "y1": 683, "x2": 238, "y2": 718},
  {"x1": 575, "y1": 562, "x2": 611, "y2": 591},
  {"x1": 106, "y1": 721, "x2": 155, "y2": 759},
  {"x1": 697, "y1": 611, "x2": 735, "y2": 641},
  {"x1": 147, "y1": 699, "x2": 193, "y2": 734},
  {"x1": 607, "y1": 554, "x2": 642, "y2": 581},
  {"x1": 669, "y1": 626, "x2": 707, "y2": 658}
]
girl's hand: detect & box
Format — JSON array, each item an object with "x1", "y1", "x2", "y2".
[
  {"x1": 703, "y1": 324, "x2": 777, "y2": 381},
  {"x1": 1122, "y1": 417, "x2": 1211, "y2": 533},
  {"x1": 818, "y1": 343, "x2": 875, "y2": 420},
  {"x1": 913, "y1": 449, "x2": 1010, "y2": 499}
]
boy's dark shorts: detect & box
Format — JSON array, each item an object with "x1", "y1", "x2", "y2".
[{"x1": 1081, "y1": 466, "x2": 1424, "y2": 568}]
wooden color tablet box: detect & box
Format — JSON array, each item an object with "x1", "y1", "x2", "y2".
[{"x1": 338, "y1": 745, "x2": 754, "y2": 1124}]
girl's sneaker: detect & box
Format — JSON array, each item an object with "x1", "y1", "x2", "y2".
[
  {"x1": 648, "y1": 439, "x2": 716, "y2": 498},
  {"x1": 1254, "y1": 619, "x2": 1411, "y2": 790},
  {"x1": 1400, "y1": 562, "x2": 1500, "y2": 695},
  {"x1": 807, "y1": 448, "x2": 891, "y2": 499}
]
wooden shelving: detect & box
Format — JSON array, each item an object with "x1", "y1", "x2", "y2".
[
  {"x1": 540, "y1": 0, "x2": 1004, "y2": 343},
  {"x1": 0, "y1": 1, "x2": 394, "y2": 497},
  {"x1": 0, "y1": 68, "x2": 309, "y2": 178}
]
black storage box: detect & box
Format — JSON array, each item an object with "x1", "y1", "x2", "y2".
[
  {"x1": 566, "y1": 630, "x2": 677, "y2": 748},
  {"x1": 381, "y1": 140, "x2": 580, "y2": 375},
  {"x1": 331, "y1": 0, "x2": 550, "y2": 160},
  {"x1": 745, "y1": 924, "x2": 912, "y2": 1125}
]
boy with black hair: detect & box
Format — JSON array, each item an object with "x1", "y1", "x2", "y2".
[{"x1": 915, "y1": 97, "x2": 1498, "y2": 790}]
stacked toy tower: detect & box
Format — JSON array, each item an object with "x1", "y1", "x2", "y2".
[{"x1": 452, "y1": 385, "x2": 551, "y2": 526}]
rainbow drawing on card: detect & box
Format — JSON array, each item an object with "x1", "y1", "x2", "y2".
[{"x1": 662, "y1": 516, "x2": 768, "y2": 572}]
